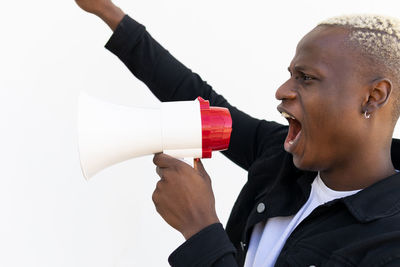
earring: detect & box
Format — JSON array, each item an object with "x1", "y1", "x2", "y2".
[{"x1": 364, "y1": 110, "x2": 371, "y2": 119}]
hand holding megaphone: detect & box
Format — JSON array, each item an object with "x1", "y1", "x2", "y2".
[
  {"x1": 152, "y1": 153, "x2": 220, "y2": 240},
  {"x1": 78, "y1": 93, "x2": 232, "y2": 179}
]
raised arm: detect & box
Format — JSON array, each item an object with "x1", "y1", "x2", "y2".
[{"x1": 75, "y1": 1, "x2": 287, "y2": 171}]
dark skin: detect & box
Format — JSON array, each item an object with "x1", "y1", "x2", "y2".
[
  {"x1": 76, "y1": 1, "x2": 397, "y2": 239},
  {"x1": 152, "y1": 155, "x2": 219, "y2": 240},
  {"x1": 75, "y1": 0, "x2": 124, "y2": 31},
  {"x1": 276, "y1": 25, "x2": 396, "y2": 190}
]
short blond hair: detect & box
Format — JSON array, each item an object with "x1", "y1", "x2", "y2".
[{"x1": 319, "y1": 14, "x2": 400, "y2": 121}]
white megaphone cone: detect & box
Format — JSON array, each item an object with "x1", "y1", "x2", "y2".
[{"x1": 78, "y1": 92, "x2": 232, "y2": 180}]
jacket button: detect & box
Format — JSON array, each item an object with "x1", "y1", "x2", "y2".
[
  {"x1": 240, "y1": 241, "x2": 246, "y2": 251},
  {"x1": 257, "y1": 202, "x2": 266, "y2": 213}
]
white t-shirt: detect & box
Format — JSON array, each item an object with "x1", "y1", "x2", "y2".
[{"x1": 244, "y1": 173, "x2": 361, "y2": 267}]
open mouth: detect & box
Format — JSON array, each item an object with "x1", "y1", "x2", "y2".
[{"x1": 281, "y1": 111, "x2": 302, "y2": 151}]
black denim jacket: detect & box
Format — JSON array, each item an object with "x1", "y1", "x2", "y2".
[{"x1": 105, "y1": 15, "x2": 400, "y2": 267}]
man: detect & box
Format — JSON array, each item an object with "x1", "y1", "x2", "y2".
[{"x1": 75, "y1": 1, "x2": 400, "y2": 266}]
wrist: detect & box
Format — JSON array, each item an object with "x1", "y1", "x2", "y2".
[
  {"x1": 97, "y1": 3, "x2": 125, "y2": 31},
  {"x1": 182, "y1": 216, "x2": 220, "y2": 240}
]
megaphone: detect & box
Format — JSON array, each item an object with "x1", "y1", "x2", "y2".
[{"x1": 78, "y1": 93, "x2": 232, "y2": 180}]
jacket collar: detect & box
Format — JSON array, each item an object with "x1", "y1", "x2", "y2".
[
  {"x1": 341, "y1": 171, "x2": 400, "y2": 222},
  {"x1": 254, "y1": 139, "x2": 400, "y2": 223},
  {"x1": 339, "y1": 138, "x2": 400, "y2": 222}
]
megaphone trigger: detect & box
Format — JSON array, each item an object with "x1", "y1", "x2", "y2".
[{"x1": 193, "y1": 158, "x2": 200, "y2": 171}]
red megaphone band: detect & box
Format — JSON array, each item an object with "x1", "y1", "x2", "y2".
[{"x1": 197, "y1": 97, "x2": 232, "y2": 158}]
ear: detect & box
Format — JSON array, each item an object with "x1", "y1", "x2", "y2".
[{"x1": 362, "y1": 78, "x2": 392, "y2": 114}]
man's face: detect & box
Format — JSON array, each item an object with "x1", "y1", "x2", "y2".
[{"x1": 276, "y1": 26, "x2": 369, "y2": 171}]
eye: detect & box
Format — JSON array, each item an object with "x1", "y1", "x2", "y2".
[
  {"x1": 288, "y1": 68, "x2": 316, "y2": 81},
  {"x1": 302, "y1": 74, "x2": 313, "y2": 81},
  {"x1": 297, "y1": 72, "x2": 315, "y2": 81}
]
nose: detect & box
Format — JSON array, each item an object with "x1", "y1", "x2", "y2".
[{"x1": 275, "y1": 79, "x2": 297, "y2": 101}]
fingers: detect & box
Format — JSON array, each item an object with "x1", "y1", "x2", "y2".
[
  {"x1": 155, "y1": 166, "x2": 173, "y2": 180},
  {"x1": 153, "y1": 153, "x2": 183, "y2": 168},
  {"x1": 156, "y1": 166, "x2": 162, "y2": 177},
  {"x1": 193, "y1": 158, "x2": 211, "y2": 182},
  {"x1": 152, "y1": 179, "x2": 165, "y2": 211},
  {"x1": 153, "y1": 154, "x2": 210, "y2": 189},
  {"x1": 154, "y1": 153, "x2": 180, "y2": 181}
]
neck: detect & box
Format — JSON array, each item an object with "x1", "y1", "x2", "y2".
[{"x1": 320, "y1": 146, "x2": 396, "y2": 191}]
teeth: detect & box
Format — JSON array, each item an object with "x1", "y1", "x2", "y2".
[{"x1": 281, "y1": 112, "x2": 295, "y2": 120}]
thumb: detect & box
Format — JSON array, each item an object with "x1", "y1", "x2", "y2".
[{"x1": 193, "y1": 158, "x2": 209, "y2": 178}]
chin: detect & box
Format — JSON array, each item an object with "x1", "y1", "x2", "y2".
[{"x1": 292, "y1": 154, "x2": 321, "y2": 172}]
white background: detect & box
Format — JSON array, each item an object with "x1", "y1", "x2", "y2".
[{"x1": 1, "y1": 0, "x2": 400, "y2": 266}]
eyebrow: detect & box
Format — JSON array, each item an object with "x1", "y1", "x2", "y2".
[{"x1": 288, "y1": 65, "x2": 324, "y2": 77}]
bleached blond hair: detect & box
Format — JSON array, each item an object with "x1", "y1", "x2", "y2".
[{"x1": 318, "y1": 14, "x2": 400, "y2": 121}]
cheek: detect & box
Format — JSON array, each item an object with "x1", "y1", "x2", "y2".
[
  {"x1": 303, "y1": 88, "x2": 360, "y2": 133},
  {"x1": 300, "y1": 98, "x2": 363, "y2": 169},
  {"x1": 302, "y1": 96, "x2": 334, "y2": 139}
]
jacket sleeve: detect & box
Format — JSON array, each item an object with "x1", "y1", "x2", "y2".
[
  {"x1": 105, "y1": 15, "x2": 287, "y2": 171},
  {"x1": 168, "y1": 223, "x2": 238, "y2": 267}
]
